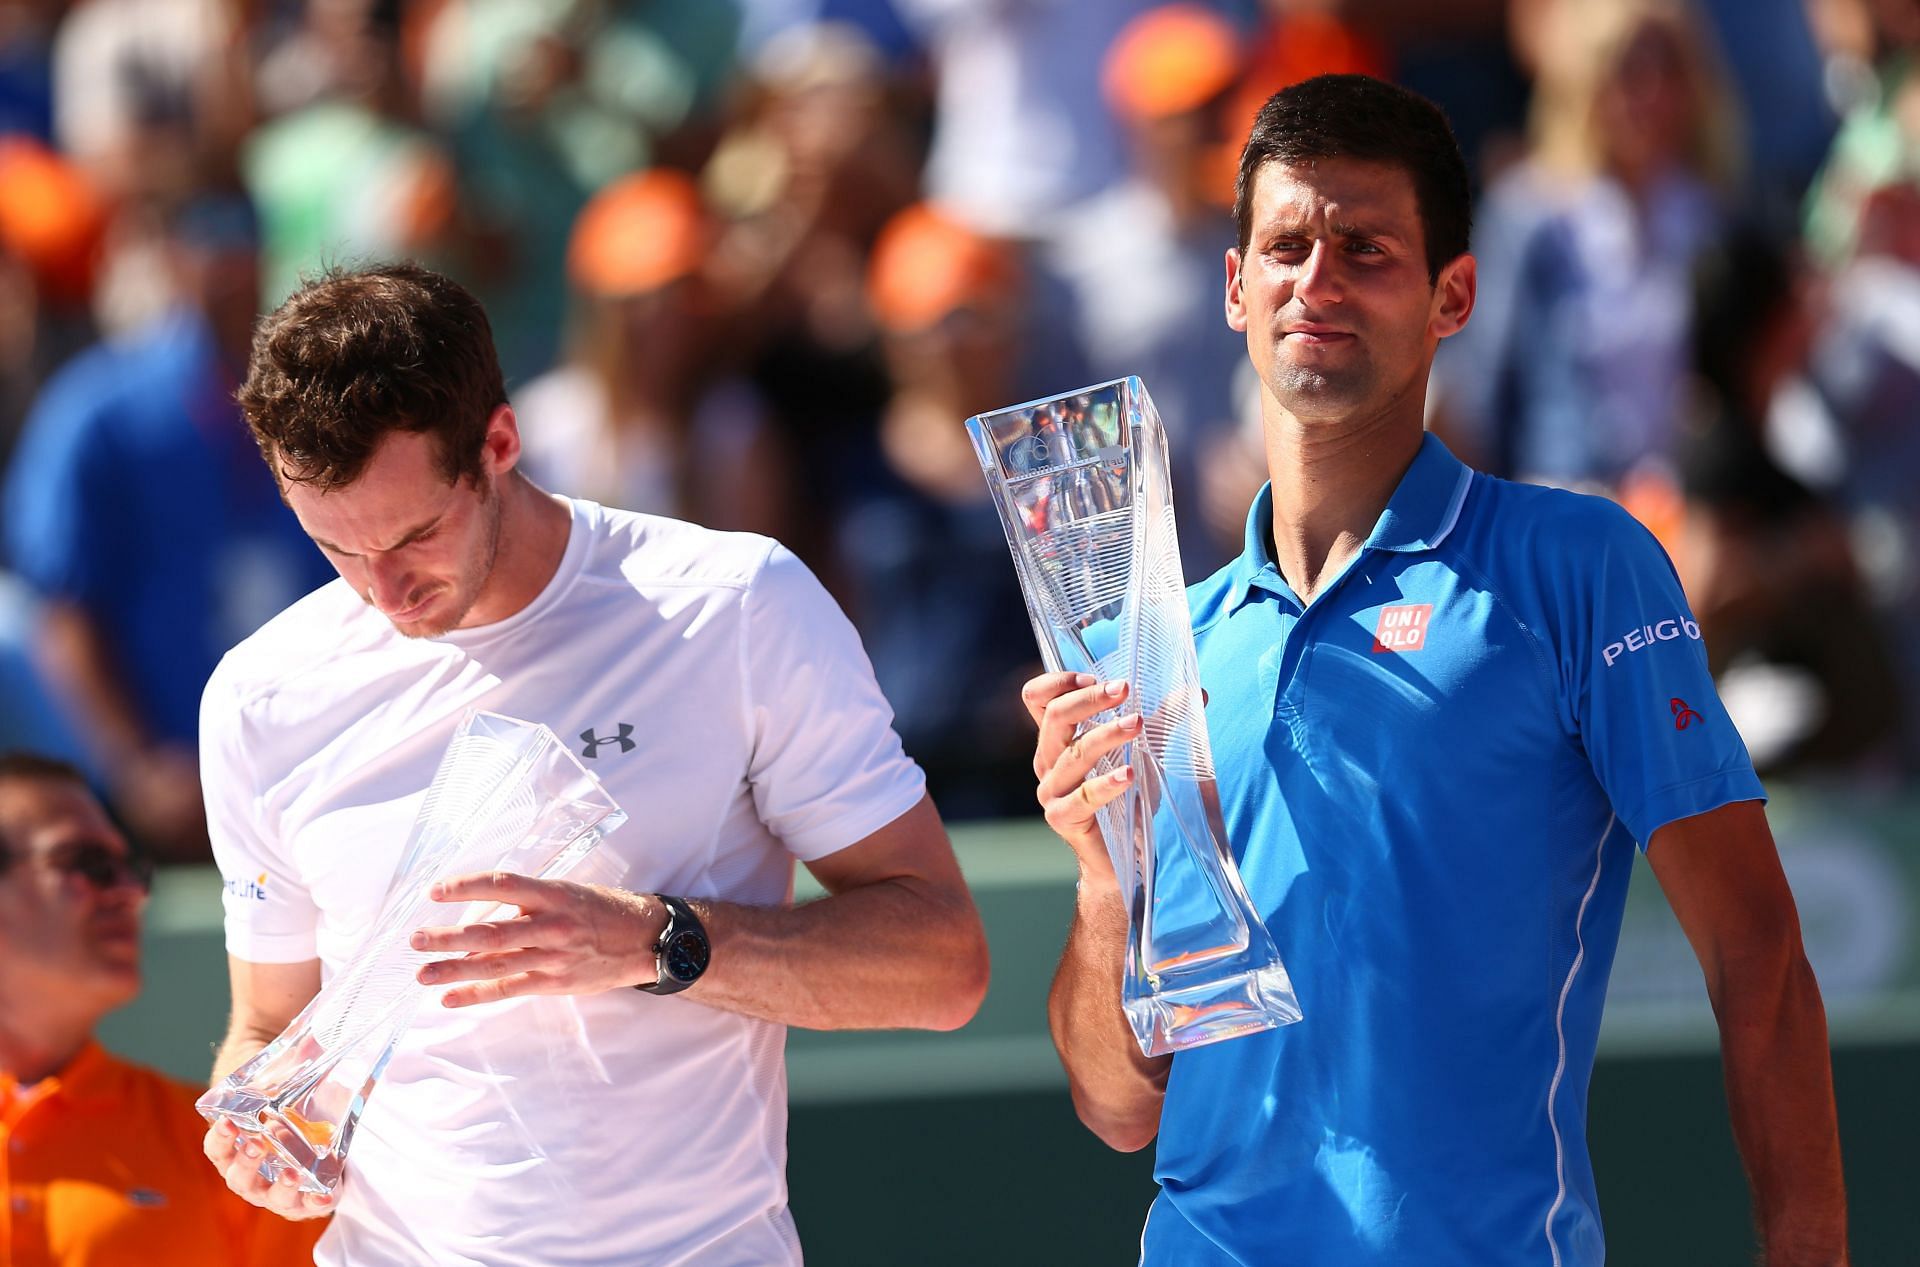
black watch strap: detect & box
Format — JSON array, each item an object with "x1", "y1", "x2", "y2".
[{"x1": 635, "y1": 894, "x2": 709, "y2": 995}]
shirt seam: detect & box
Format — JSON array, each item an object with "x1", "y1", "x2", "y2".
[{"x1": 736, "y1": 539, "x2": 781, "y2": 772}]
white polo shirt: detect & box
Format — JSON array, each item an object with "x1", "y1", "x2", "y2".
[{"x1": 202, "y1": 497, "x2": 926, "y2": 1267}]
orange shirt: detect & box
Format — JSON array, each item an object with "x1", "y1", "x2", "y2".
[{"x1": 1, "y1": 1042, "x2": 324, "y2": 1267}]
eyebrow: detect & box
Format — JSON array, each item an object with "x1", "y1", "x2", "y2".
[
  {"x1": 1329, "y1": 219, "x2": 1401, "y2": 241},
  {"x1": 1264, "y1": 219, "x2": 1406, "y2": 244},
  {"x1": 311, "y1": 515, "x2": 444, "y2": 557}
]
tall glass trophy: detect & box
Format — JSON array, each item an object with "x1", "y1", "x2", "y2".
[
  {"x1": 197, "y1": 711, "x2": 627, "y2": 1194},
  {"x1": 967, "y1": 376, "x2": 1300, "y2": 1056}
]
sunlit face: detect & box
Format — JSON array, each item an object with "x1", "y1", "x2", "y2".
[
  {"x1": 1226, "y1": 157, "x2": 1473, "y2": 426},
  {"x1": 0, "y1": 778, "x2": 145, "y2": 1015},
  {"x1": 284, "y1": 423, "x2": 509, "y2": 639}
]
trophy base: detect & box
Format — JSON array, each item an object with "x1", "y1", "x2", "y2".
[
  {"x1": 1126, "y1": 962, "x2": 1303, "y2": 1057},
  {"x1": 200, "y1": 1097, "x2": 345, "y2": 1197}
]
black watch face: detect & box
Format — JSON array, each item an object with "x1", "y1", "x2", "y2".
[{"x1": 663, "y1": 930, "x2": 710, "y2": 983}]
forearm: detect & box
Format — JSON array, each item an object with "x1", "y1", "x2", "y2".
[
  {"x1": 36, "y1": 599, "x2": 151, "y2": 761},
  {"x1": 1046, "y1": 877, "x2": 1168, "y2": 1151},
  {"x1": 686, "y1": 877, "x2": 988, "y2": 1032},
  {"x1": 210, "y1": 1022, "x2": 278, "y2": 1085},
  {"x1": 1714, "y1": 950, "x2": 1848, "y2": 1263}
]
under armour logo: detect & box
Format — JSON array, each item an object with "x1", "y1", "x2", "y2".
[
  {"x1": 579, "y1": 724, "x2": 636, "y2": 758},
  {"x1": 1670, "y1": 698, "x2": 1704, "y2": 730}
]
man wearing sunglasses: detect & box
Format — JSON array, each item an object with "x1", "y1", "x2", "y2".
[{"x1": 0, "y1": 752, "x2": 321, "y2": 1265}]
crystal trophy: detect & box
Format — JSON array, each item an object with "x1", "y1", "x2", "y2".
[
  {"x1": 968, "y1": 376, "x2": 1301, "y2": 1055},
  {"x1": 197, "y1": 711, "x2": 627, "y2": 1195}
]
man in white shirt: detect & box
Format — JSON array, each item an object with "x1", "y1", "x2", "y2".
[{"x1": 197, "y1": 261, "x2": 990, "y2": 1266}]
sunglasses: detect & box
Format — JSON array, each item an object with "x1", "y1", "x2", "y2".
[{"x1": 51, "y1": 844, "x2": 154, "y2": 893}]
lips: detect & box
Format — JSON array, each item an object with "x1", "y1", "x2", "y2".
[
  {"x1": 91, "y1": 917, "x2": 141, "y2": 947},
  {"x1": 387, "y1": 591, "x2": 443, "y2": 623}
]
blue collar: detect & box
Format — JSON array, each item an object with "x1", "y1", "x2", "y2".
[{"x1": 1225, "y1": 432, "x2": 1475, "y2": 611}]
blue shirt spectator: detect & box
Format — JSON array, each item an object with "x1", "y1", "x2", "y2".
[{"x1": 4, "y1": 308, "x2": 331, "y2": 850}]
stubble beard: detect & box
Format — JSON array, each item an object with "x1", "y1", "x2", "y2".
[
  {"x1": 392, "y1": 478, "x2": 504, "y2": 639},
  {"x1": 1273, "y1": 356, "x2": 1375, "y2": 418}
]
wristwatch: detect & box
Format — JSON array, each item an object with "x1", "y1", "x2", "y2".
[{"x1": 635, "y1": 894, "x2": 710, "y2": 995}]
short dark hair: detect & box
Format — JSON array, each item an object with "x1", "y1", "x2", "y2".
[
  {"x1": 0, "y1": 751, "x2": 90, "y2": 790},
  {"x1": 1233, "y1": 74, "x2": 1472, "y2": 283},
  {"x1": 0, "y1": 751, "x2": 92, "y2": 862},
  {"x1": 238, "y1": 262, "x2": 507, "y2": 491}
]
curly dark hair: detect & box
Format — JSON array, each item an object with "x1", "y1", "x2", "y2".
[
  {"x1": 1233, "y1": 74, "x2": 1472, "y2": 284},
  {"x1": 238, "y1": 262, "x2": 507, "y2": 490}
]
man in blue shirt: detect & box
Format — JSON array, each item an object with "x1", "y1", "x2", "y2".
[
  {"x1": 1022, "y1": 75, "x2": 1847, "y2": 1264},
  {"x1": 3, "y1": 197, "x2": 331, "y2": 858}
]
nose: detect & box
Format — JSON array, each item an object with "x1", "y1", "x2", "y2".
[
  {"x1": 363, "y1": 553, "x2": 417, "y2": 614},
  {"x1": 1293, "y1": 240, "x2": 1344, "y2": 307}
]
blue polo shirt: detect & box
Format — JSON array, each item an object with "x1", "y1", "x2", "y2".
[
  {"x1": 3, "y1": 312, "x2": 332, "y2": 747},
  {"x1": 1143, "y1": 434, "x2": 1764, "y2": 1266}
]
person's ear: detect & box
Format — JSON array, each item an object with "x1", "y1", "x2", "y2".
[
  {"x1": 1225, "y1": 247, "x2": 1249, "y2": 334},
  {"x1": 481, "y1": 404, "x2": 521, "y2": 476},
  {"x1": 1430, "y1": 252, "x2": 1476, "y2": 340}
]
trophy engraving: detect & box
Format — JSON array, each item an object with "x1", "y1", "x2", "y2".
[
  {"x1": 197, "y1": 711, "x2": 627, "y2": 1194},
  {"x1": 968, "y1": 377, "x2": 1301, "y2": 1055}
]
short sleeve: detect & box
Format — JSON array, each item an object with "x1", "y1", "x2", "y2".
[
  {"x1": 200, "y1": 667, "x2": 320, "y2": 962},
  {"x1": 739, "y1": 543, "x2": 926, "y2": 861},
  {"x1": 1552, "y1": 500, "x2": 1766, "y2": 847}
]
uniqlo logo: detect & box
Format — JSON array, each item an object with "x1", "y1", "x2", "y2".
[{"x1": 1372, "y1": 603, "x2": 1433, "y2": 653}]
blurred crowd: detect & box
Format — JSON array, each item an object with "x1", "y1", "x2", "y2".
[{"x1": 1, "y1": 0, "x2": 1918, "y2": 865}]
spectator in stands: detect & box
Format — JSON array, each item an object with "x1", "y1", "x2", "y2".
[
  {"x1": 1045, "y1": 3, "x2": 1253, "y2": 573},
  {"x1": 1436, "y1": 0, "x2": 1742, "y2": 489},
  {"x1": 49, "y1": 0, "x2": 245, "y2": 204},
  {"x1": 514, "y1": 168, "x2": 794, "y2": 540},
  {"x1": 241, "y1": 0, "x2": 456, "y2": 321},
  {"x1": 704, "y1": 21, "x2": 923, "y2": 565},
  {"x1": 0, "y1": 751, "x2": 322, "y2": 1265},
  {"x1": 0, "y1": 136, "x2": 104, "y2": 467},
  {"x1": 894, "y1": 0, "x2": 1153, "y2": 239},
  {"x1": 416, "y1": 0, "x2": 744, "y2": 381},
  {"x1": 2, "y1": 194, "x2": 333, "y2": 859},
  {"x1": 1676, "y1": 231, "x2": 1903, "y2": 773},
  {"x1": 838, "y1": 203, "x2": 1060, "y2": 817},
  {"x1": 1801, "y1": 0, "x2": 1920, "y2": 267}
]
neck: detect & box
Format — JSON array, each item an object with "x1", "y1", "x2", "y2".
[
  {"x1": 461, "y1": 472, "x2": 573, "y2": 628},
  {"x1": 1261, "y1": 395, "x2": 1426, "y2": 605},
  {"x1": 0, "y1": 994, "x2": 94, "y2": 1085}
]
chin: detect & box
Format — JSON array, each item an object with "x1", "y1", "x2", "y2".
[{"x1": 87, "y1": 958, "x2": 143, "y2": 1007}]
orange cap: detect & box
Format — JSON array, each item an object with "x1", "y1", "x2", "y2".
[
  {"x1": 0, "y1": 137, "x2": 106, "y2": 303},
  {"x1": 867, "y1": 204, "x2": 1017, "y2": 333},
  {"x1": 1103, "y1": 4, "x2": 1240, "y2": 124},
  {"x1": 567, "y1": 169, "x2": 711, "y2": 298}
]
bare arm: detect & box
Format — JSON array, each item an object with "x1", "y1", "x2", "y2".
[
  {"x1": 210, "y1": 955, "x2": 320, "y2": 1080},
  {"x1": 37, "y1": 599, "x2": 206, "y2": 857},
  {"x1": 1647, "y1": 800, "x2": 1848, "y2": 1265},
  {"x1": 204, "y1": 956, "x2": 334, "y2": 1219},
  {"x1": 1025, "y1": 671, "x2": 1170, "y2": 1152},
  {"x1": 411, "y1": 793, "x2": 990, "y2": 1033}
]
